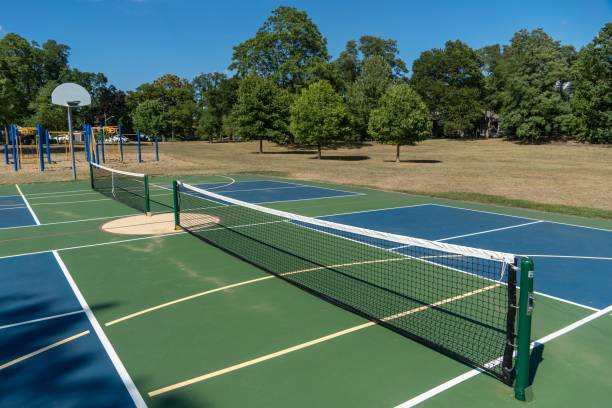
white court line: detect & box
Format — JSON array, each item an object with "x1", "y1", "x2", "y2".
[
  {"x1": 429, "y1": 203, "x2": 612, "y2": 233},
  {"x1": 31, "y1": 198, "x2": 111, "y2": 206},
  {"x1": 0, "y1": 206, "x2": 27, "y2": 211},
  {"x1": 0, "y1": 231, "x2": 186, "y2": 260},
  {"x1": 24, "y1": 188, "x2": 91, "y2": 197},
  {"x1": 258, "y1": 192, "x2": 365, "y2": 205},
  {"x1": 395, "y1": 305, "x2": 612, "y2": 408},
  {"x1": 52, "y1": 251, "x2": 146, "y2": 407},
  {"x1": 389, "y1": 221, "x2": 543, "y2": 251},
  {"x1": 0, "y1": 310, "x2": 85, "y2": 330},
  {"x1": 27, "y1": 190, "x2": 99, "y2": 200},
  {"x1": 0, "y1": 202, "x2": 26, "y2": 207},
  {"x1": 317, "y1": 203, "x2": 433, "y2": 219},
  {"x1": 15, "y1": 184, "x2": 40, "y2": 225},
  {"x1": 0, "y1": 330, "x2": 90, "y2": 370},
  {"x1": 0, "y1": 214, "x2": 137, "y2": 231}
]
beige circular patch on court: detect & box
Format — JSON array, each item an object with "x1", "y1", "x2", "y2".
[
  {"x1": 101, "y1": 213, "x2": 220, "y2": 235},
  {"x1": 101, "y1": 213, "x2": 179, "y2": 235}
]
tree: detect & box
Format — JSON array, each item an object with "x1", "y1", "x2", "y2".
[
  {"x1": 230, "y1": 6, "x2": 329, "y2": 91},
  {"x1": 570, "y1": 23, "x2": 612, "y2": 143},
  {"x1": 231, "y1": 75, "x2": 290, "y2": 153},
  {"x1": 347, "y1": 56, "x2": 393, "y2": 139},
  {"x1": 127, "y1": 74, "x2": 196, "y2": 140},
  {"x1": 368, "y1": 84, "x2": 431, "y2": 162},
  {"x1": 334, "y1": 40, "x2": 360, "y2": 92},
  {"x1": 358, "y1": 36, "x2": 408, "y2": 77},
  {"x1": 27, "y1": 81, "x2": 67, "y2": 129},
  {"x1": 493, "y1": 29, "x2": 575, "y2": 142},
  {"x1": 411, "y1": 40, "x2": 485, "y2": 137},
  {"x1": 131, "y1": 99, "x2": 167, "y2": 137},
  {"x1": 192, "y1": 73, "x2": 239, "y2": 139},
  {"x1": 290, "y1": 80, "x2": 349, "y2": 158}
]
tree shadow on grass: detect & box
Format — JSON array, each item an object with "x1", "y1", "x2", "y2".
[
  {"x1": 250, "y1": 150, "x2": 317, "y2": 155},
  {"x1": 313, "y1": 155, "x2": 371, "y2": 161},
  {"x1": 383, "y1": 159, "x2": 442, "y2": 163}
]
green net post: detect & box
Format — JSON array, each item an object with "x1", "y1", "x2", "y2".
[
  {"x1": 514, "y1": 257, "x2": 534, "y2": 401},
  {"x1": 89, "y1": 162, "x2": 94, "y2": 190},
  {"x1": 144, "y1": 175, "x2": 151, "y2": 216},
  {"x1": 172, "y1": 180, "x2": 181, "y2": 230}
]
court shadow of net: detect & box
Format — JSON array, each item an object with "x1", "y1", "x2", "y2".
[
  {"x1": 528, "y1": 342, "x2": 545, "y2": 386},
  {"x1": 312, "y1": 155, "x2": 370, "y2": 161},
  {"x1": 383, "y1": 159, "x2": 442, "y2": 163}
]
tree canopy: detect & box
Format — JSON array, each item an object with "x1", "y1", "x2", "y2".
[
  {"x1": 347, "y1": 56, "x2": 394, "y2": 139},
  {"x1": 411, "y1": 40, "x2": 485, "y2": 137},
  {"x1": 290, "y1": 80, "x2": 349, "y2": 158},
  {"x1": 229, "y1": 6, "x2": 329, "y2": 91},
  {"x1": 231, "y1": 75, "x2": 290, "y2": 152},
  {"x1": 368, "y1": 84, "x2": 431, "y2": 161},
  {"x1": 127, "y1": 74, "x2": 196, "y2": 140},
  {"x1": 0, "y1": 8, "x2": 609, "y2": 145},
  {"x1": 570, "y1": 23, "x2": 612, "y2": 143}
]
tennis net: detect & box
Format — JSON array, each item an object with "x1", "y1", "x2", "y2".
[
  {"x1": 174, "y1": 181, "x2": 530, "y2": 385},
  {"x1": 90, "y1": 162, "x2": 150, "y2": 213}
]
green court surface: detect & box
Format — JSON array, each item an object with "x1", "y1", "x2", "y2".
[{"x1": 1, "y1": 174, "x2": 610, "y2": 407}]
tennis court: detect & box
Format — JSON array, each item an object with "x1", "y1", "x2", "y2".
[{"x1": 0, "y1": 173, "x2": 610, "y2": 407}]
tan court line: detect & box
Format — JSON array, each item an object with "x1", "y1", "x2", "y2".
[
  {"x1": 0, "y1": 330, "x2": 90, "y2": 370},
  {"x1": 148, "y1": 283, "x2": 500, "y2": 397},
  {"x1": 105, "y1": 257, "x2": 409, "y2": 326}
]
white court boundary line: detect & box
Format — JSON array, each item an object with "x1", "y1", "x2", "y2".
[
  {"x1": 395, "y1": 305, "x2": 612, "y2": 408},
  {"x1": 52, "y1": 251, "x2": 146, "y2": 407},
  {"x1": 0, "y1": 310, "x2": 85, "y2": 330},
  {"x1": 15, "y1": 184, "x2": 40, "y2": 225}
]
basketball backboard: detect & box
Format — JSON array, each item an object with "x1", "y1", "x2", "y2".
[{"x1": 51, "y1": 83, "x2": 91, "y2": 107}]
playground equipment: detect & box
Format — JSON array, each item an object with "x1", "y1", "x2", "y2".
[
  {"x1": 3, "y1": 123, "x2": 160, "y2": 172},
  {"x1": 3, "y1": 125, "x2": 49, "y2": 171},
  {"x1": 86, "y1": 125, "x2": 160, "y2": 164}
]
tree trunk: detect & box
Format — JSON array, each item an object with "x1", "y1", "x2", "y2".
[
  {"x1": 317, "y1": 143, "x2": 321, "y2": 159},
  {"x1": 259, "y1": 139, "x2": 263, "y2": 153},
  {"x1": 396, "y1": 144, "x2": 400, "y2": 163}
]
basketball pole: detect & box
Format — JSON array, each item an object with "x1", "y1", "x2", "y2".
[{"x1": 67, "y1": 103, "x2": 77, "y2": 180}]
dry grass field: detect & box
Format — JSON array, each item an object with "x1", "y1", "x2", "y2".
[{"x1": 2, "y1": 139, "x2": 611, "y2": 215}]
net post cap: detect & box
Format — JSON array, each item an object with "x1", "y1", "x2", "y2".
[{"x1": 51, "y1": 83, "x2": 91, "y2": 107}]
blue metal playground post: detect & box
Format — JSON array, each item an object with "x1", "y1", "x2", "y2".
[
  {"x1": 11, "y1": 125, "x2": 18, "y2": 172},
  {"x1": 155, "y1": 138, "x2": 159, "y2": 161},
  {"x1": 45, "y1": 129, "x2": 51, "y2": 164},
  {"x1": 83, "y1": 125, "x2": 89, "y2": 162},
  {"x1": 3, "y1": 126, "x2": 8, "y2": 165},
  {"x1": 137, "y1": 128, "x2": 142, "y2": 163},
  {"x1": 100, "y1": 125, "x2": 105, "y2": 163},
  {"x1": 118, "y1": 124, "x2": 124, "y2": 162},
  {"x1": 37, "y1": 124, "x2": 44, "y2": 171}
]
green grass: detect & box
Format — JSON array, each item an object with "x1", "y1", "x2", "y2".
[{"x1": 406, "y1": 191, "x2": 612, "y2": 220}]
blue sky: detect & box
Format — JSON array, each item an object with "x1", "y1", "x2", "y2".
[{"x1": 1, "y1": 0, "x2": 610, "y2": 90}]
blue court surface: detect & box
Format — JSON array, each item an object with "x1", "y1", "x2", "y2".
[
  {"x1": 1, "y1": 178, "x2": 610, "y2": 407},
  {"x1": 0, "y1": 252, "x2": 138, "y2": 407},
  {"x1": 0, "y1": 195, "x2": 39, "y2": 228},
  {"x1": 321, "y1": 203, "x2": 612, "y2": 309},
  {"x1": 190, "y1": 179, "x2": 361, "y2": 204}
]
